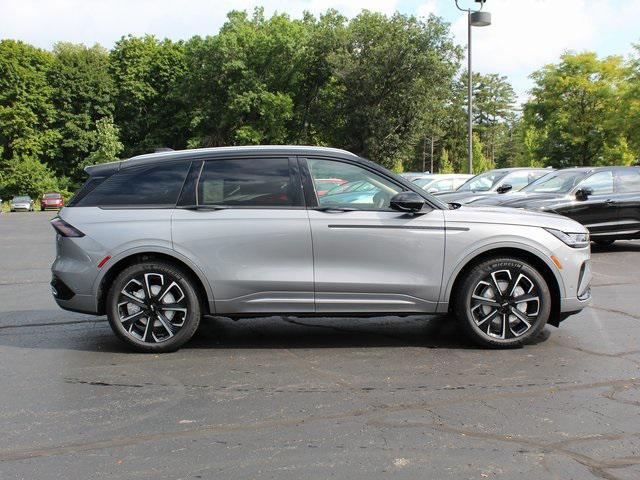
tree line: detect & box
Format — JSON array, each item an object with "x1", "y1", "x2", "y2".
[{"x1": 1, "y1": 8, "x2": 639, "y2": 199}]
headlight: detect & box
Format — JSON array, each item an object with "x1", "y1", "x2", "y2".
[{"x1": 544, "y1": 228, "x2": 590, "y2": 248}]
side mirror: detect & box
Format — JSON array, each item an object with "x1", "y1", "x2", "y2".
[
  {"x1": 427, "y1": 187, "x2": 438, "y2": 194},
  {"x1": 496, "y1": 184, "x2": 513, "y2": 194},
  {"x1": 390, "y1": 191, "x2": 426, "y2": 214},
  {"x1": 575, "y1": 187, "x2": 593, "y2": 201}
]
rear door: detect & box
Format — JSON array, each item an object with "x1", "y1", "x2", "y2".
[
  {"x1": 301, "y1": 157, "x2": 445, "y2": 314},
  {"x1": 171, "y1": 156, "x2": 314, "y2": 314},
  {"x1": 613, "y1": 168, "x2": 640, "y2": 237}
]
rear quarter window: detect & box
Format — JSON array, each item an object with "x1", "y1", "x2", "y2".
[{"x1": 75, "y1": 162, "x2": 190, "y2": 207}]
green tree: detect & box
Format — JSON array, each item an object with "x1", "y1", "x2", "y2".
[
  {"x1": 439, "y1": 148, "x2": 454, "y2": 173},
  {"x1": 327, "y1": 11, "x2": 461, "y2": 169},
  {"x1": 523, "y1": 52, "x2": 629, "y2": 167},
  {"x1": 0, "y1": 156, "x2": 59, "y2": 199},
  {"x1": 0, "y1": 40, "x2": 59, "y2": 163},
  {"x1": 110, "y1": 35, "x2": 187, "y2": 156},
  {"x1": 182, "y1": 9, "x2": 323, "y2": 147},
  {"x1": 48, "y1": 42, "x2": 114, "y2": 179},
  {"x1": 79, "y1": 116, "x2": 124, "y2": 173},
  {"x1": 472, "y1": 133, "x2": 493, "y2": 173}
]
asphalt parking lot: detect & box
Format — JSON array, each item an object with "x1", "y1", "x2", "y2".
[{"x1": 0, "y1": 212, "x2": 639, "y2": 479}]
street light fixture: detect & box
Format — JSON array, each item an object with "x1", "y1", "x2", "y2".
[{"x1": 455, "y1": 0, "x2": 491, "y2": 174}]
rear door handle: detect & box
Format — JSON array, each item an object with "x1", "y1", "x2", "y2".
[{"x1": 604, "y1": 199, "x2": 616, "y2": 206}]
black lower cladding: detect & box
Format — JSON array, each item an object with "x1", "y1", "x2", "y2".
[{"x1": 51, "y1": 276, "x2": 75, "y2": 300}]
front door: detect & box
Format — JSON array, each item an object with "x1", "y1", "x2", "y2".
[
  {"x1": 561, "y1": 171, "x2": 617, "y2": 236},
  {"x1": 301, "y1": 157, "x2": 445, "y2": 314}
]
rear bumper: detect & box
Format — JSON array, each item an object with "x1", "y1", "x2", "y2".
[{"x1": 53, "y1": 293, "x2": 99, "y2": 315}]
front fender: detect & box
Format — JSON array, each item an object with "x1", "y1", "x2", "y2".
[{"x1": 438, "y1": 229, "x2": 566, "y2": 310}]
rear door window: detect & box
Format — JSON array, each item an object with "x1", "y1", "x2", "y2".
[
  {"x1": 76, "y1": 162, "x2": 190, "y2": 207},
  {"x1": 197, "y1": 158, "x2": 301, "y2": 207}
]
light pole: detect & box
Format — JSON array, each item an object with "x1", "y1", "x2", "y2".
[{"x1": 455, "y1": 0, "x2": 491, "y2": 174}]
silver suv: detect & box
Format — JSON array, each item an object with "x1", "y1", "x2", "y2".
[{"x1": 51, "y1": 146, "x2": 592, "y2": 352}]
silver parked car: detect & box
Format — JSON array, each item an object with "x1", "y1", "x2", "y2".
[
  {"x1": 437, "y1": 168, "x2": 552, "y2": 205},
  {"x1": 51, "y1": 146, "x2": 591, "y2": 352},
  {"x1": 10, "y1": 195, "x2": 35, "y2": 212},
  {"x1": 413, "y1": 174, "x2": 473, "y2": 194}
]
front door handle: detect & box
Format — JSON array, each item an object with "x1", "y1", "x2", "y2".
[{"x1": 604, "y1": 199, "x2": 616, "y2": 206}]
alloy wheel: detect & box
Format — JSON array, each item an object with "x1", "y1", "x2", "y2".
[
  {"x1": 117, "y1": 272, "x2": 188, "y2": 343},
  {"x1": 469, "y1": 268, "x2": 540, "y2": 340}
]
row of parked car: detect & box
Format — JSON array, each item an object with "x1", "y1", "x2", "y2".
[
  {"x1": 3, "y1": 193, "x2": 65, "y2": 212},
  {"x1": 402, "y1": 166, "x2": 640, "y2": 245}
]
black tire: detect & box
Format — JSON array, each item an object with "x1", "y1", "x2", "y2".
[
  {"x1": 454, "y1": 257, "x2": 551, "y2": 348},
  {"x1": 106, "y1": 261, "x2": 202, "y2": 353},
  {"x1": 40, "y1": 207, "x2": 45, "y2": 212},
  {"x1": 593, "y1": 239, "x2": 615, "y2": 247}
]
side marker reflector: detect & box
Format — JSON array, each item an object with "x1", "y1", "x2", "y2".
[
  {"x1": 97, "y1": 256, "x2": 111, "y2": 268},
  {"x1": 550, "y1": 255, "x2": 563, "y2": 270}
]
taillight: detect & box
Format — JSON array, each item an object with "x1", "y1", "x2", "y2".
[{"x1": 51, "y1": 217, "x2": 85, "y2": 237}]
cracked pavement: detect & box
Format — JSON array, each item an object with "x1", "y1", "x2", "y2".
[{"x1": 0, "y1": 212, "x2": 639, "y2": 479}]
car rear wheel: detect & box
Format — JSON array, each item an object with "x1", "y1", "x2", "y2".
[
  {"x1": 106, "y1": 261, "x2": 201, "y2": 352},
  {"x1": 454, "y1": 257, "x2": 551, "y2": 348}
]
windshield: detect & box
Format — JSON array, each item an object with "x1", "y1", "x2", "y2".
[
  {"x1": 13, "y1": 196, "x2": 30, "y2": 202},
  {"x1": 413, "y1": 177, "x2": 436, "y2": 188},
  {"x1": 457, "y1": 171, "x2": 508, "y2": 192},
  {"x1": 522, "y1": 171, "x2": 589, "y2": 193}
]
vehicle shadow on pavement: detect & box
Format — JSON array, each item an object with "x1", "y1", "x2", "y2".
[
  {"x1": 591, "y1": 241, "x2": 640, "y2": 253},
  {"x1": 187, "y1": 314, "x2": 551, "y2": 350},
  {"x1": 0, "y1": 311, "x2": 551, "y2": 353}
]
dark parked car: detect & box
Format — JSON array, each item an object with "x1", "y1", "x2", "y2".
[
  {"x1": 472, "y1": 166, "x2": 640, "y2": 246},
  {"x1": 436, "y1": 168, "x2": 552, "y2": 204}
]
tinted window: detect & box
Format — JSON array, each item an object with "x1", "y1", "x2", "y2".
[
  {"x1": 579, "y1": 171, "x2": 614, "y2": 195},
  {"x1": 428, "y1": 179, "x2": 454, "y2": 192},
  {"x1": 198, "y1": 158, "x2": 299, "y2": 207},
  {"x1": 523, "y1": 171, "x2": 588, "y2": 193},
  {"x1": 307, "y1": 159, "x2": 403, "y2": 210},
  {"x1": 616, "y1": 169, "x2": 640, "y2": 193},
  {"x1": 501, "y1": 170, "x2": 547, "y2": 191},
  {"x1": 77, "y1": 162, "x2": 190, "y2": 207},
  {"x1": 457, "y1": 171, "x2": 508, "y2": 192}
]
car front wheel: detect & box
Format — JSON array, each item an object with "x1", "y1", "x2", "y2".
[
  {"x1": 454, "y1": 257, "x2": 551, "y2": 348},
  {"x1": 106, "y1": 261, "x2": 202, "y2": 352}
]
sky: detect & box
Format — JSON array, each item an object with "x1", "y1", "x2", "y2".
[{"x1": 2, "y1": 0, "x2": 640, "y2": 104}]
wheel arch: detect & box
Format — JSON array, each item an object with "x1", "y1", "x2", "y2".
[
  {"x1": 95, "y1": 248, "x2": 214, "y2": 316},
  {"x1": 444, "y1": 245, "x2": 563, "y2": 326}
]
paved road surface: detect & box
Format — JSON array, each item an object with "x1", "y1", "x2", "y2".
[{"x1": 1, "y1": 212, "x2": 639, "y2": 479}]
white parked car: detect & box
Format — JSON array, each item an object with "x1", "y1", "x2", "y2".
[{"x1": 413, "y1": 174, "x2": 473, "y2": 194}]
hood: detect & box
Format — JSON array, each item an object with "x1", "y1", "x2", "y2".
[
  {"x1": 436, "y1": 190, "x2": 495, "y2": 204},
  {"x1": 445, "y1": 204, "x2": 587, "y2": 233},
  {"x1": 471, "y1": 191, "x2": 567, "y2": 209}
]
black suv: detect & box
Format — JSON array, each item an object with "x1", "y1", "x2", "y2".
[{"x1": 473, "y1": 166, "x2": 640, "y2": 246}]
